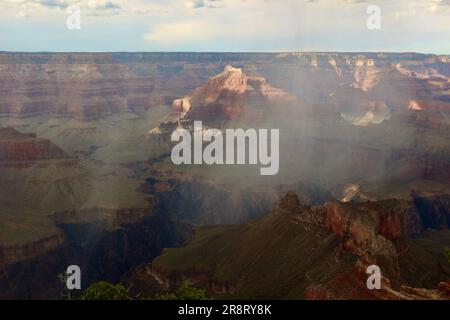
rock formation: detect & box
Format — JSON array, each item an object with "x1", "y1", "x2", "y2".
[
  {"x1": 140, "y1": 192, "x2": 450, "y2": 300},
  {"x1": 0, "y1": 127, "x2": 69, "y2": 162},
  {"x1": 170, "y1": 65, "x2": 295, "y2": 121}
]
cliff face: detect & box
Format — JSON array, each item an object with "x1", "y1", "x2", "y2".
[
  {"x1": 304, "y1": 265, "x2": 450, "y2": 300},
  {"x1": 0, "y1": 53, "x2": 232, "y2": 120},
  {"x1": 0, "y1": 232, "x2": 65, "y2": 268},
  {"x1": 142, "y1": 192, "x2": 450, "y2": 300},
  {"x1": 0, "y1": 204, "x2": 160, "y2": 268},
  {"x1": 171, "y1": 65, "x2": 295, "y2": 121},
  {"x1": 3, "y1": 52, "x2": 447, "y2": 121},
  {"x1": 0, "y1": 63, "x2": 158, "y2": 120},
  {"x1": 0, "y1": 212, "x2": 192, "y2": 299},
  {"x1": 0, "y1": 127, "x2": 69, "y2": 162}
]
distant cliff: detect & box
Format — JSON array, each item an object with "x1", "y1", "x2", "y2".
[
  {"x1": 1, "y1": 52, "x2": 448, "y2": 120},
  {"x1": 0, "y1": 127, "x2": 69, "y2": 162}
]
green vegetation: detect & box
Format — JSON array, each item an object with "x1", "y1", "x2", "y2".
[
  {"x1": 154, "y1": 282, "x2": 207, "y2": 300},
  {"x1": 81, "y1": 281, "x2": 130, "y2": 300},
  {"x1": 445, "y1": 247, "x2": 450, "y2": 264},
  {"x1": 79, "y1": 281, "x2": 207, "y2": 300}
]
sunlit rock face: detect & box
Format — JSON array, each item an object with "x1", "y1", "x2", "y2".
[
  {"x1": 170, "y1": 65, "x2": 295, "y2": 121},
  {"x1": 0, "y1": 64, "x2": 158, "y2": 120},
  {"x1": 408, "y1": 100, "x2": 450, "y2": 112},
  {"x1": 340, "y1": 101, "x2": 391, "y2": 126}
]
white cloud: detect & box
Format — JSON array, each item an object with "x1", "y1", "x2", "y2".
[
  {"x1": 5, "y1": 0, "x2": 123, "y2": 16},
  {"x1": 144, "y1": 20, "x2": 220, "y2": 44},
  {"x1": 130, "y1": 6, "x2": 169, "y2": 15},
  {"x1": 15, "y1": 10, "x2": 29, "y2": 18},
  {"x1": 184, "y1": 0, "x2": 225, "y2": 10},
  {"x1": 185, "y1": 0, "x2": 204, "y2": 9},
  {"x1": 1, "y1": 0, "x2": 450, "y2": 52},
  {"x1": 428, "y1": 0, "x2": 450, "y2": 13}
]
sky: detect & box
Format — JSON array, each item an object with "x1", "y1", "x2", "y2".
[{"x1": 0, "y1": 0, "x2": 449, "y2": 53}]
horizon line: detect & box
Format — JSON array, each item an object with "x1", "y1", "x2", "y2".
[{"x1": 0, "y1": 50, "x2": 449, "y2": 56}]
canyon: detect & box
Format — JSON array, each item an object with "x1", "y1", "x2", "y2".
[
  {"x1": 170, "y1": 121, "x2": 280, "y2": 175},
  {"x1": 0, "y1": 52, "x2": 449, "y2": 299}
]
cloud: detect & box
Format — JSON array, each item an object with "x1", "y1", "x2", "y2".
[
  {"x1": 84, "y1": 0, "x2": 122, "y2": 16},
  {"x1": 184, "y1": 0, "x2": 224, "y2": 9},
  {"x1": 12, "y1": 0, "x2": 78, "y2": 10},
  {"x1": 308, "y1": 0, "x2": 380, "y2": 3},
  {"x1": 87, "y1": 0, "x2": 120, "y2": 11},
  {"x1": 5, "y1": 0, "x2": 123, "y2": 16},
  {"x1": 2, "y1": 0, "x2": 450, "y2": 52},
  {"x1": 428, "y1": 0, "x2": 450, "y2": 13},
  {"x1": 130, "y1": 6, "x2": 169, "y2": 15},
  {"x1": 15, "y1": 10, "x2": 29, "y2": 18},
  {"x1": 185, "y1": 0, "x2": 205, "y2": 9},
  {"x1": 144, "y1": 20, "x2": 220, "y2": 44}
]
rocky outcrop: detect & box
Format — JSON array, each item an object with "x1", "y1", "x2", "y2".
[
  {"x1": 0, "y1": 206, "x2": 155, "y2": 269},
  {"x1": 0, "y1": 232, "x2": 65, "y2": 267},
  {"x1": 144, "y1": 192, "x2": 450, "y2": 299},
  {"x1": 0, "y1": 212, "x2": 192, "y2": 299},
  {"x1": 409, "y1": 100, "x2": 450, "y2": 112},
  {"x1": 172, "y1": 97, "x2": 191, "y2": 118},
  {"x1": 0, "y1": 127, "x2": 69, "y2": 162},
  {"x1": 305, "y1": 265, "x2": 450, "y2": 300},
  {"x1": 170, "y1": 65, "x2": 295, "y2": 121},
  {"x1": 134, "y1": 264, "x2": 236, "y2": 296}
]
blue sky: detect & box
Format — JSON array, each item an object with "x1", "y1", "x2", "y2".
[{"x1": 1, "y1": 0, "x2": 449, "y2": 53}]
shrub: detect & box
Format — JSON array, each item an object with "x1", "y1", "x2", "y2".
[
  {"x1": 444, "y1": 247, "x2": 450, "y2": 264},
  {"x1": 81, "y1": 281, "x2": 129, "y2": 300},
  {"x1": 154, "y1": 282, "x2": 207, "y2": 300}
]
